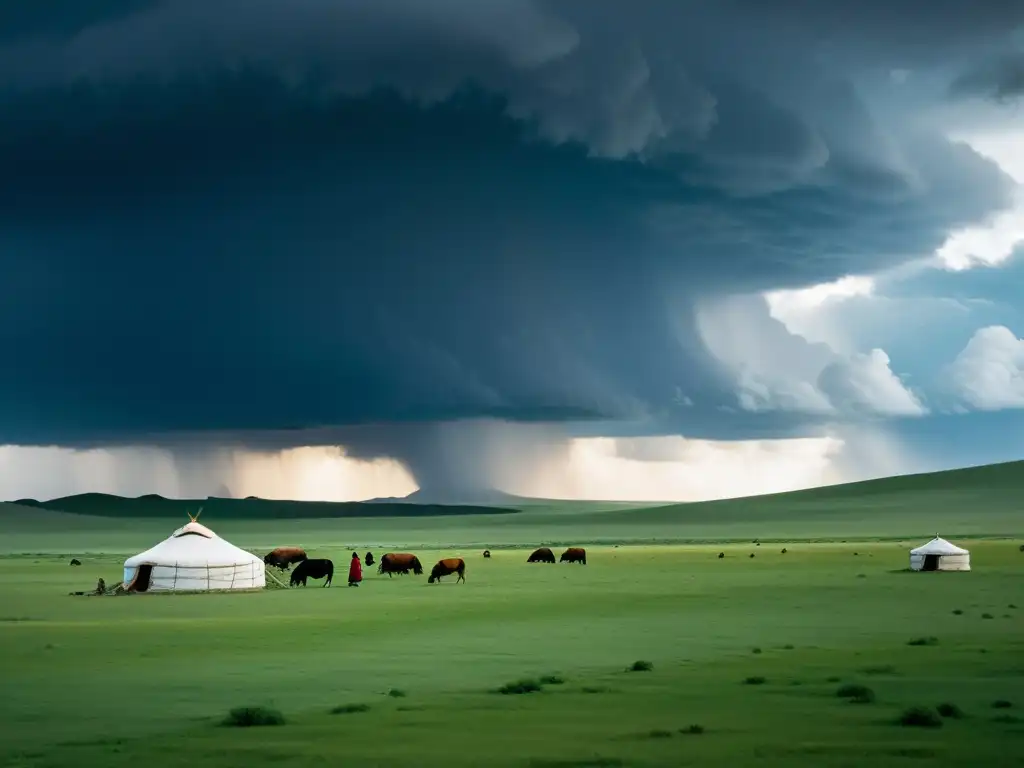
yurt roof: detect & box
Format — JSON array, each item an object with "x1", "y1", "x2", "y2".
[
  {"x1": 124, "y1": 516, "x2": 260, "y2": 569},
  {"x1": 910, "y1": 536, "x2": 970, "y2": 556}
]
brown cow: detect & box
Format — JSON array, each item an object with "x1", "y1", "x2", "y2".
[
  {"x1": 378, "y1": 552, "x2": 424, "y2": 577},
  {"x1": 527, "y1": 547, "x2": 556, "y2": 563},
  {"x1": 560, "y1": 547, "x2": 587, "y2": 565},
  {"x1": 264, "y1": 547, "x2": 308, "y2": 571},
  {"x1": 428, "y1": 558, "x2": 466, "y2": 584}
]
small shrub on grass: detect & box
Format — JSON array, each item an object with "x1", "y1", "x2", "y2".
[
  {"x1": 826, "y1": 676, "x2": 842, "y2": 683},
  {"x1": 752, "y1": 647, "x2": 762, "y2": 654},
  {"x1": 629, "y1": 660, "x2": 654, "y2": 672},
  {"x1": 982, "y1": 613, "x2": 994, "y2": 620},
  {"x1": 1010, "y1": 604, "x2": 1018, "y2": 609},
  {"x1": 743, "y1": 676, "x2": 767, "y2": 685},
  {"x1": 581, "y1": 686, "x2": 611, "y2": 694},
  {"x1": 897, "y1": 707, "x2": 942, "y2": 728},
  {"x1": 539, "y1": 674, "x2": 565, "y2": 685},
  {"x1": 782, "y1": 644, "x2": 795, "y2": 650},
  {"x1": 647, "y1": 729, "x2": 673, "y2": 739},
  {"x1": 836, "y1": 684, "x2": 876, "y2": 703},
  {"x1": 681, "y1": 724, "x2": 705, "y2": 735},
  {"x1": 330, "y1": 703, "x2": 370, "y2": 715},
  {"x1": 387, "y1": 688, "x2": 406, "y2": 698},
  {"x1": 992, "y1": 700, "x2": 1014, "y2": 709},
  {"x1": 936, "y1": 703, "x2": 964, "y2": 719},
  {"x1": 222, "y1": 706, "x2": 285, "y2": 728},
  {"x1": 952, "y1": 609, "x2": 963, "y2": 615},
  {"x1": 993, "y1": 714, "x2": 1022, "y2": 724},
  {"x1": 907, "y1": 636, "x2": 939, "y2": 646},
  {"x1": 498, "y1": 679, "x2": 543, "y2": 695}
]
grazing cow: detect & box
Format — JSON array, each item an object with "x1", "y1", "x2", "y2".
[
  {"x1": 428, "y1": 558, "x2": 466, "y2": 584},
  {"x1": 527, "y1": 547, "x2": 556, "y2": 564},
  {"x1": 290, "y1": 558, "x2": 334, "y2": 587},
  {"x1": 718, "y1": 552, "x2": 725, "y2": 559},
  {"x1": 264, "y1": 547, "x2": 308, "y2": 571},
  {"x1": 482, "y1": 550, "x2": 491, "y2": 559},
  {"x1": 559, "y1": 547, "x2": 587, "y2": 565},
  {"x1": 69, "y1": 558, "x2": 81, "y2": 566},
  {"x1": 781, "y1": 548, "x2": 788, "y2": 554},
  {"x1": 365, "y1": 552, "x2": 375, "y2": 567},
  {"x1": 377, "y1": 552, "x2": 424, "y2": 577}
]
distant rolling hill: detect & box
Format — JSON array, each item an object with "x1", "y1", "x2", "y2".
[
  {"x1": 600, "y1": 459, "x2": 1024, "y2": 526},
  {"x1": 10, "y1": 493, "x2": 521, "y2": 519}
]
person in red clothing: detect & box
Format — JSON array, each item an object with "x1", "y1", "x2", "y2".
[{"x1": 348, "y1": 551, "x2": 362, "y2": 587}]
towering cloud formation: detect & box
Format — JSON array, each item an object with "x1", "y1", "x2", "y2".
[{"x1": 0, "y1": 1, "x2": 1020, "y2": 491}]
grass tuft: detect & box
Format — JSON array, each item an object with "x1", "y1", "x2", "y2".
[
  {"x1": 330, "y1": 703, "x2": 370, "y2": 715},
  {"x1": 743, "y1": 676, "x2": 767, "y2": 685},
  {"x1": 386, "y1": 688, "x2": 407, "y2": 698},
  {"x1": 681, "y1": 724, "x2": 706, "y2": 735},
  {"x1": 497, "y1": 679, "x2": 543, "y2": 695},
  {"x1": 936, "y1": 703, "x2": 964, "y2": 719},
  {"x1": 647, "y1": 729, "x2": 673, "y2": 739},
  {"x1": 952, "y1": 609, "x2": 963, "y2": 615},
  {"x1": 992, "y1": 700, "x2": 1014, "y2": 709},
  {"x1": 907, "y1": 636, "x2": 939, "y2": 646},
  {"x1": 836, "y1": 684, "x2": 875, "y2": 704},
  {"x1": 221, "y1": 706, "x2": 285, "y2": 728},
  {"x1": 539, "y1": 674, "x2": 565, "y2": 685},
  {"x1": 581, "y1": 686, "x2": 611, "y2": 694},
  {"x1": 752, "y1": 647, "x2": 762, "y2": 654},
  {"x1": 897, "y1": 707, "x2": 943, "y2": 728},
  {"x1": 629, "y1": 660, "x2": 654, "y2": 672},
  {"x1": 993, "y1": 714, "x2": 1022, "y2": 724},
  {"x1": 981, "y1": 613, "x2": 994, "y2": 620}
]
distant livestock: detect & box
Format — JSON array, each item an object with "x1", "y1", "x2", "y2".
[
  {"x1": 378, "y1": 552, "x2": 424, "y2": 577},
  {"x1": 781, "y1": 548, "x2": 788, "y2": 554},
  {"x1": 290, "y1": 558, "x2": 334, "y2": 587},
  {"x1": 69, "y1": 558, "x2": 81, "y2": 566},
  {"x1": 483, "y1": 550, "x2": 491, "y2": 559},
  {"x1": 264, "y1": 547, "x2": 308, "y2": 571},
  {"x1": 560, "y1": 547, "x2": 587, "y2": 565},
  {"x1": 365, "y1": 552, "x2": 375, "y2": 567},
  {"x1": 527, "y1": 547, "x2": 556, "y2": 564},
  {"x1": 718, "y1": 552, "x2": 725, "y2": 559},
  {"x1": 428, "y1": 558, "x2": 466, "y2": 584}
]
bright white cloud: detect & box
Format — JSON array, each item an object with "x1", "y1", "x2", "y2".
[
  {"x1": 935, "y1": 132, "x2": 1024, "y2": 271},
  {"x1": 818, "y1": 349, "x2": 928, "y2": 416},
  {"x1": 697, "y1": 293, "x2": 925, "y2": 417},
  {"x1": 765, "y1": 274, "x2": 876, "y2": 350},
  {"x1": 946, "y1": 325, "x2": 1024, "y2": 410},
  {"x1": 514, "y1": 434, "x2": 846, "y2": 502}
]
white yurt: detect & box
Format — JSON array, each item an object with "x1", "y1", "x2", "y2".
[
  {"x1": 123, "y1": 513, "x2": 265, "y2": 592},
  {"x1": 909, "y1": 536, "x2": 971, "y2": 572}
]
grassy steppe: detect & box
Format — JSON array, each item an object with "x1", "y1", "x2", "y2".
[
  {"x1": 2, "y1": 542, "x2": 1023, "y2": 768},
  {"x1": 2, "y1": 462, "x2": 1023, "y2": 767}
]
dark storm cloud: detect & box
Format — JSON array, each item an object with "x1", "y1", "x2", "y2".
[
  {"x1": 0, "y1": 0, "x2": 1019, "y2": 487},
  {"x1": 951, "y1": 53, "x2": 1024, "y2": 102}
]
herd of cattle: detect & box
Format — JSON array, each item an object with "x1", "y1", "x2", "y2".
[{"x1": 262, "y1": 545, "x2": 587, "y2": 588}]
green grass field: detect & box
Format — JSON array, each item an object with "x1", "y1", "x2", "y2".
[{"x1": 2, "y1": 463, "x2": 1023, "y2": 767}]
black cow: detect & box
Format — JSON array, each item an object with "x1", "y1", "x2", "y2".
[
  {"x1": 365, "y1": 551, "x2": 375, "y2": 567},
  {"x1": 290, "y1": 558, "x2": 334, "y2": 587}
]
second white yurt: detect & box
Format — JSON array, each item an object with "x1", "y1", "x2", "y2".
[
  {"x1": 123, "y1": 513, "x2": 265, "y2": 592},
  {"x1": 909, "y1": 536, "x2": 971, "y2": 572}
]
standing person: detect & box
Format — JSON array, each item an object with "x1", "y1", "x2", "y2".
[{"x1": 348, "y1": 551, "x2": 362, "y2": 587}]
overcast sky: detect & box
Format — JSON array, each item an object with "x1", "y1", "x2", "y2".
[{"x1": 1, "y1": 0, "x2": 1023, "y2": 502}]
